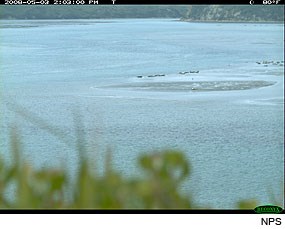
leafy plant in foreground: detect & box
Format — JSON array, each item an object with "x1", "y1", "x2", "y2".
[{"x1": 1, "y1": 130, "x2": 193, "y2": 209}]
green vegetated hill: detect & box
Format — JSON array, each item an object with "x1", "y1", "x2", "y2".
[
  {"x1": 183, "y1": 5, "x2": 284, "y2": 22},
  {"x1": 0, "y1": 5, "x2": 188, "y2": 19},
  {"x1": 0, "y1": 5, "x2": 283, "y2": 21}
]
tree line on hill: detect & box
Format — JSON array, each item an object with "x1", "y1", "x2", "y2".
[
  {"x1": 182, "y1": 5, "x2": 284, "y2": 22},
  {"x1": 0, "y1": 5, "x2": 283, "y2": 22}
]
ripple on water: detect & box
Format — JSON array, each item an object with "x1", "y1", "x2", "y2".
[{"x1": 244, "y1": 98, "x2": 284, "y2": 106}]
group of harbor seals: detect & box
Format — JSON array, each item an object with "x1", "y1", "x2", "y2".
[
  {"x1": 136, "y1": 70, "x2": 199, "y2": 78},
  {"x1": 256, "y1": 60, "x2": 284, "y2": 67},
  {"x1": 179, "y1": 71, "x2": 199, "y2": 74}
]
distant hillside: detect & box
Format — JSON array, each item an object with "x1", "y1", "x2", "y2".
[
  {"x1": 0, "y1": 5, "x2": 188, "y2": 19},
  {"x1": 0, "y1": 5, "x2": 283, "y2": 21},
  {"x1": 182, "y1": 5, "x2": 284, "y2": 22}
]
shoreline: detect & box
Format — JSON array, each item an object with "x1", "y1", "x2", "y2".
[
  {"x1": 179, "y1": 18, "x2": 284, "y2": 24},
  {"x1": 0, "y1": 18, "x2": 283, "y2": 24}
]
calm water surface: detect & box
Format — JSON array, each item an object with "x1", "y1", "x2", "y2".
[{"x1": 0, "y1": 19, "x2": 284, "y2": 208}]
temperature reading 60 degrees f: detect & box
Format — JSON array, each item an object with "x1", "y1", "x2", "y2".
[{"x1": 263, "y1": 0, "x2": 281, "y2": 4}]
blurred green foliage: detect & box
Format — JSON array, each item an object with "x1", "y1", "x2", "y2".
[
  {"x1": 1, "y1": 129, "x2": 194, "y2": 209},
  {"x1": 0, "y1": 105, "x2": 279, "y2": 209},
  {"x1": 0, "y1": 136, "x2": 265, "y2": 209}
]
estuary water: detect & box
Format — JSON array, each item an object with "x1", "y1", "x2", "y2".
[{"x1": 0, "y1": 19, "x2": 284, "y2": 208}]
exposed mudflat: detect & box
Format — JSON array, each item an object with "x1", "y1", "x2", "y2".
[{"x1": 104, "y1": 80, "x2": 276, "y2": 92}]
